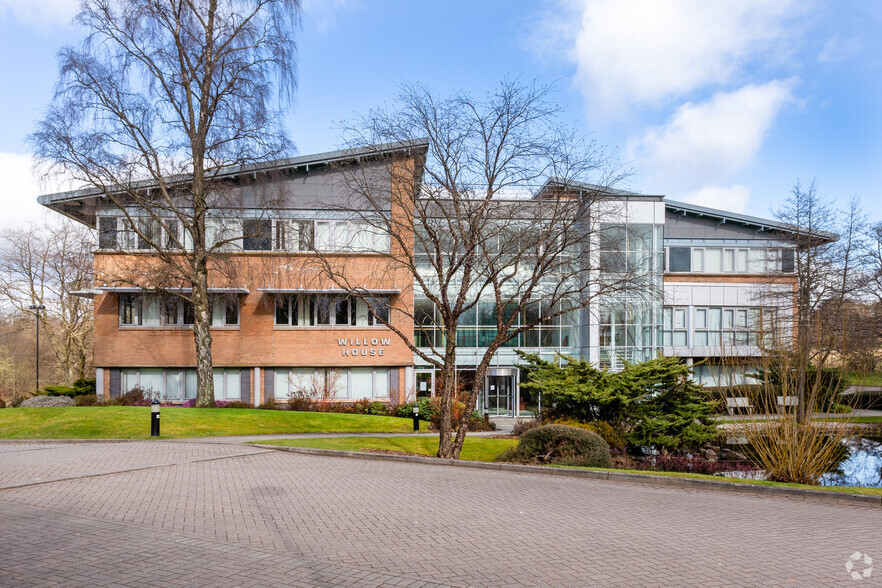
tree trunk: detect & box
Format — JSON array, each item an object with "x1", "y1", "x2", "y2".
[
  {"x1": 193, "y1": 259, "x2": 215, "y2": 407},
  {"x1": 436, "y1": 343, "x2": 458, "y2": 458},
  {"x1": 450, "y1": 353, "x2": 494, "y2": 459}
]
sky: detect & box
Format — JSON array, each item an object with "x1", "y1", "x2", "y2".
[{"x1": 0, "y1": 0, "x2": 880, "y2": 229}]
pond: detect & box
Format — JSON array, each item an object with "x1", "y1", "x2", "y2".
[{"x1": 820, "y1": 436, "x2": 882, "y2": 488}]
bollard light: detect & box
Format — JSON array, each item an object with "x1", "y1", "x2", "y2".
[
  {"x1": 412, "y1": 403, "x2": 419, "y2": 432},
  {"x1": 151, "y1": 399, "x2": 160, "y2": 437}
]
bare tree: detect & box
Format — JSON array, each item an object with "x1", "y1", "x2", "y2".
[
  {"x1": 766, "y1": 181, "x2": 863, "y2": 423},
  {"x1": 0, "y1": 221, "x2": 94, "y2": 384},
  {"x1": 31, "y1": 0, "x2": 301, "y2": 406},
  {"x1": 311, "y1": 80, "x2": 648, "y2": 459}
]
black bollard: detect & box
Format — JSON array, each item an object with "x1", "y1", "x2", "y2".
[
  {"x1": 151, "y1": 399, "x2": 160, "y2": 437},
  {"x1": 412, "y1": 403, "x2": 419, "y2": 432}
]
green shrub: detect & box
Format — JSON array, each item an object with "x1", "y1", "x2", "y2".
[
  {"x1": 73, "y1": 378, "x2": 97, "y2": 396},
  {"x1": 367, "y1": 401, "x2": 389, "y2": 416},
  {"x1": 74, "y1": 394, "x2": 99, "y2": 406},
  {"x1": 286, "y1": 397, "x2": 313, "y2": 411},
  {"x1": 520, "y1": 352, "x2": 717, "y2": 451},
  {"x1": 417, "y1": 397, "x2": 436, "y2": 422},
  {"x1": 496, "y1": 424, "x2": 612, "y2": 468},
  {"x1": 107, "y1": 388, "x2": 145, "y2": 406},
  {"x1": 44, "y1": 385, "x2": 77, "y2": 397},
  {"x1": 394, "y1": 403, "x2": 417, "y2": 418},
  {"x1": 257, "y1": 400, "x2": 278, "y2": 410},
  {"x1": 511, "y1": 418, "x2": 541, "y2": 437},
  {"x1": 220, "y1": 401, "x2": 253, "y2": 409},
  {"x1": 550, "y1": 418, "x2": 626, "y2": 451}
]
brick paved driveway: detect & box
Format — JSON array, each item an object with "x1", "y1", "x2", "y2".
[{"x1": 0, "y1": 440, "x2": 880, "y2": 587}]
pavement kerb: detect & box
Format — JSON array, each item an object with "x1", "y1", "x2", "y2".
[{"x1": 253, "y1": 443, "x2": 882, "y2": 508}]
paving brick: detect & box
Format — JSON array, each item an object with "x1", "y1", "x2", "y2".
[{"x1": 0, "y1": 440, "x2": 879, "y2": 586}]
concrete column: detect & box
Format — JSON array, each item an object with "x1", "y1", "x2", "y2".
[
  {"x1": 404, "y1": 366, "x2": 414, "y2": 403},
  {"x1": 253, "y1": 367, "x2": 261, "y2": 407},
  {"x1": 95, "y1": 368, "x2": 104, "y2": 401}
]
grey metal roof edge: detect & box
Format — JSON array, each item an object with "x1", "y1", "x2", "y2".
[
  {"x1": 665, "y1": 199, "x2": 839, "y2": 242},
  {"x1": 538, "y1": 178, "x2": 665, "y2": 201},
  {"x1": 96, "y1": 286, "x2": 249, "y2": 293},
  {"x1": 257, "y1": 288, "x2": 401, "y2": 294},
  {"x1": 38, "y1": 138, "x2": 431, "y2": 205}
]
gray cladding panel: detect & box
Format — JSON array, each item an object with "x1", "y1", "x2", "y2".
[
  {"x1": 664, "y1": 210, "x2": 770, "y2": 241},
  {"x1": 264, "y1": 368, "x2": 274, "y2": 401},
  {"x1": 237, "y1": 163, "x2": 392, "y2": 211}
]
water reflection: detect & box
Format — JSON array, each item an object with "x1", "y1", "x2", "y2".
[{"x1": 820, "y1": 436, "x2": 882, "y2": 488}]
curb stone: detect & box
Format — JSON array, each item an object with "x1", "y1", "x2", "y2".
[{"x1": 254, "y1": 443, "x2": 882, "y2": 508}]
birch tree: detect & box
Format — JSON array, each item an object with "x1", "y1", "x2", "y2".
[
  {"x1": 31, "y1": 0, "x2": 301, "y2": 406},
  {"x1": 313, "y1": 80, "x2": 649, "y2": 459}
]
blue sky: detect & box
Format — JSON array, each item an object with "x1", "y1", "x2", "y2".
[{"x1": 1, "y1": 0, "x2": 880, "y2": 228}]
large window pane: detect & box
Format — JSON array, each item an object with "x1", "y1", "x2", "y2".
[
  {"x1": 736, "y1": 249, "x2": 749, "y2": 272},
  {"x1": 275, "y1": 369, "x2": 291, "y2": 400},
  {"x1": 166, "y1": 370, "x2": 182, "y2": 400},
  {"x1": 668, "y1": 247, "x2": 691, "y2": 272},
  {"x1": 705, "y1": 248, "x2": 722, "y2": 273},
  {"x1": 351, "y1": 368, "x2": 373, "y2": 399},
  {"x1": 242, "y1": 219, "x2": 272, "y2": 251},
  {"x1": 275, "y1": 295, "x2": 290, "y2": 325},
  {"x1": 98, "y1": 217, "x2": 118, "y2": 249},
  {"x1": 335, "y1": 297, "x2": 350, "y2": 325},
  {"x1": 143, "y1": 295, "x2": 160, "y2": 326},
  {"x1": 184, "y1": 370, "x2": 197, "y2": 399},
  {"x1": 374, "y1": 368, "x2": 389, "y2": 398},
  {"x1": 140, "y1": 369, "x2": 163, "y2": 397},
  {"x1": 225, "y1": 369, "x2": 241, "y2": 401},
  {"x1": 723, "y1": 249, "x2": 735, "y2": 272},
  {"x1": 692, "y1": 249, "x2": 705, "y2": 272}
]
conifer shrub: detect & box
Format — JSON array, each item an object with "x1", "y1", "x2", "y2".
[{"x1": 496, "y1": 424, "x2": 612, "y2": 468}]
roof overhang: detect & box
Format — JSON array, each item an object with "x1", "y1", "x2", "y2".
[
  {"x1": 258, "y1": 288, "x2": 400, "y2": 295},
  {"x1": 665, "y1": 199, "x2": 839, "y2": 244},
  {"x1": 37, "y1": 139, "x2": 431, "y2": 228},
  {"x1": 77, "y1": 286, "x2": 250, "y2": 299}
]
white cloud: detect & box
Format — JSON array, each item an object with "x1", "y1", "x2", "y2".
[
  {"x1": 0, "y1": 153, "x2": 68, "y2": 230},
  {"x1": 818, "y1": 34, "x2": 863, "y2": 64},
  {"x1": 677, "y1": 185, "x2": 751, "y2": 214},
  {"x1": 545, "y1": 0, "x2": 802, "y2": 115},
  {"x1": 300, "y1": 0, "x2": 356, "y2": 33},
  {"x1": 630, "y1": 80, "x2": 794, "y2": 191},
  {"x1": 0, "y1": 0, "x2": 78, "y2": 28}
]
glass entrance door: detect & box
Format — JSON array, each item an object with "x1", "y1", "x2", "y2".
[
  {"x1": 485, "y1": 375, "x2": 513, "y2": 416},
  {"x1": 415, "y1": 370, "x2": 434, "y2": 398}
]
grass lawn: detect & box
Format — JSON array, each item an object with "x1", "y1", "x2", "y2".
[
  {"x1": 258, "y1": 435, "x2": 517, "y2": 462},
  {"x1": 258, "y1": 436, "x2": 882, "y2": 497},
  {"x1": 843, "y1": 371, "x2": 882, "y2": 387},
  {"x1": 0, "y1": 407, "x2": 421, "y2": 439}
]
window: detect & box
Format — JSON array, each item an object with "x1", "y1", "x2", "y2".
[
  {"x1": 782, "y1": 248, "x2": 795, "y2": 273},
  {"x1": 692, "y1": 248, "x2": 705, "y2": 272},
  {"x1": 242, "y1": 219, "x2": 272, "y2": 251},
  {"x1": 274, "y1": 294, "x2": 389, "y2": 327},
  {"x1": 312, "y1": 295, "x2": 332, "y2": 325},
  {"x1": 98, "y1": 217, "x2": 118, "y2": 249},
  {"x1": 662, "y1": 307, "x2": 688, "y2": 346},
  {"x1": 723, "y1": 248, "x2": 735, "y2": 273},
  {"x1": 211, "y1": 295, "x2": 240, "y2": 327},
  {"x1": 668, "y1": 247, "x2": 691, "y2": 272},
  {"x1": 693, "y1": 306, "x2": 767, "y2": 348},
  {"x1": 213, "y1": 368, "x2": 242, "y2": 401},
  {"x1": 668, "y1": 247, "x2": 789, "y2": 274},
  {"x1": 736, "y1": 249, "x2": 749, "y2": 272},
  {"x1": 159, "y1": 296, "x2": 194, "y2": 326},
  {"x1": 120, "y1": 295, "x2": 141, "y2": 325},
  {"x1": 705, "y1": 248, "x2": 722, "y2": 273},
  {"x1": 137, "y1": 218, "x2": 161, "y2": 250}
]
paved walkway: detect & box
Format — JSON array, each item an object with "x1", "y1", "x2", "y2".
[{"x1": 0, "y1": 440, "x2": 880, "y2": 587}]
